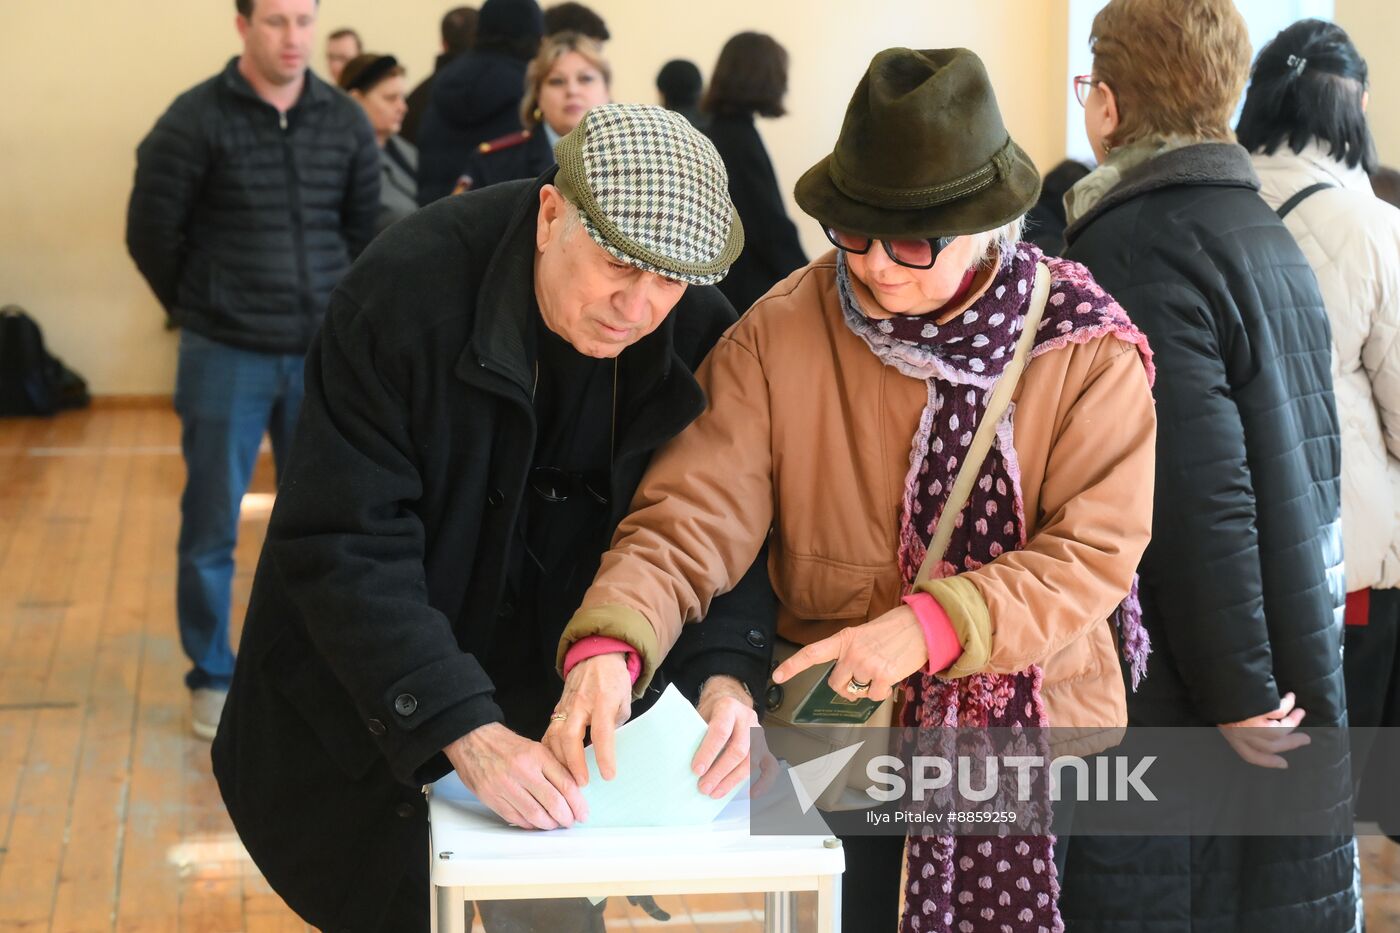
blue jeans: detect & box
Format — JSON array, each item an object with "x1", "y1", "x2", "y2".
[{"x1": 175, "y1": 330, "x2": 304, "y2": 690}]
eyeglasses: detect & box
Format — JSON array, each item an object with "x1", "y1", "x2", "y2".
[
  {"x1": 1073, "y1": 74, "x2": 1099, "y2": 108},
  {"x1": 824, "y1": 228, "x2": 944, "y2": 270},
  {"x1": 529, "y1": 466, "x2": 610, "y2": 505}
]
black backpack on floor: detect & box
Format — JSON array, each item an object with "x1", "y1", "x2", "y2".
[{"x1": 0, "y1": 305, "x2": 90, "y2": 416}]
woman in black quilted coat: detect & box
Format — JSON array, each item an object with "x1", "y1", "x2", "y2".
[
  {"x1": 701, "y1": 32, "x2": 807, "y2": 313},
  {"x1": 1057, "y1": 1, "x2": 1354, "y2": 929}
]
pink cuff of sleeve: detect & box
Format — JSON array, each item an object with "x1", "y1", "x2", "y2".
[
  {"x1": 903, "y1": 592, "x2": 964, "y2": 674},
  {"x1": 562, "y1": 636, "x2": 642, "y2": 684}
]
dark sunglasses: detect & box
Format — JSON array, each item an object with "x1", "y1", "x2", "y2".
[
  {"x1": 529, "y1": 466, "x2": 610, "y2": 505},
  {"x1": 824, "y1": 228, "x2": 945, "y2": 270}
]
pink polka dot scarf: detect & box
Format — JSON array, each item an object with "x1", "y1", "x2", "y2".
[{"x1": 836, "y1": 244, "x2": 1155, "y2": 933}]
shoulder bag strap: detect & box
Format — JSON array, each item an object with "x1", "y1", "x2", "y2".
[
  {"x1": 915, "y1": 262, "x2": 1052, "y2": 586},
  {"x1": 1276, "y1": 182, "x2": 1335, "y2": 220}
]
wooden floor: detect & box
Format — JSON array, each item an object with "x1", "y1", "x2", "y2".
[{"x1": 0, "y1": 404, "x2": 1397, "y2": 932}]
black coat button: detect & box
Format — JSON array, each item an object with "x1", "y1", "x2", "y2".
[
  {"x1": 394, "y1": 694, "x2": 418, "y2": 716},
  {"x1": 486, "y1": 489, "x2": 505, "y2": 508},
  {"x1": 395, "y1": 802, "x2": 416, "y2": 818},
  {"x1": 746, "y1": 628, "x2": 768, "y2": 649},
  {"x1": 367, "y1": 718, "x2": 386, "y2": 736},
  {"x1": 497, "y1": 601, "x2": 516, "y2": 619}
]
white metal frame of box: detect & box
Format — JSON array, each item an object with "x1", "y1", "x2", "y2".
[{"x1": 426, "y1": 775, "x2": 845, "y2": 933}]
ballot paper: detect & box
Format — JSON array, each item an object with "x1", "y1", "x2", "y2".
[{"x1": 576, "y1": 683, "x2": 745, "y2": 828}]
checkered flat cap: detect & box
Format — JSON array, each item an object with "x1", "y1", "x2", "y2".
[{"x1": 554, "y1": 104, "x2": 744, "y2": 286}]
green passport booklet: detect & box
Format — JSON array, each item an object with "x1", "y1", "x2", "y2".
[{"x1": 789, "y1": 662, "x2": 886, "y2": 724}]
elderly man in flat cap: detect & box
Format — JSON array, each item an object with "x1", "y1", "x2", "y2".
[{"x1": 212, "y1": 104, "x2": 776, "y2": 932}]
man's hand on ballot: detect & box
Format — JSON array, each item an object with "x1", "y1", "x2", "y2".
[{"x1": 445, "y1": 723, "x2": 588, "y2": 830}]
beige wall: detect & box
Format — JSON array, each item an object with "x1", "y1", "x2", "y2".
[
  {"x1": 5, "y1": 0, "x2": 1061, "y2": 394},
  {"x1": 1334, "y1": 0, "x2": 1400, "y2": 165}
]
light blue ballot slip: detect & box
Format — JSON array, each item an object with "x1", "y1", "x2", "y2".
[{"x1": 579, "y1": 684, "x2": 746, "y2": 827}]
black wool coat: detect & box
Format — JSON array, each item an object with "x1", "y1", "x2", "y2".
[
  {"x1": 1059, "y1": 143, "x2": 1353, "y2": 931},
  {"x1": 416, "y1": 51, "x2": 528, "y2": 205},
  {"x1": 212, "y1": 175, "x2": 777, "y2": 932},
  {"x1": 126, "y1": 59, "x2": 381, "y2": 355},
  {"x1": 704, "y1": 113, "x2": 808, "y2": 313}
]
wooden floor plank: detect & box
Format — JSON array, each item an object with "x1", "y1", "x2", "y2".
[
  {"x1": 0, "y1": 711, "x2": 36, "y2": 863},
  {"x1": 0, "y1": 417, "x2": 50, "y2": 898},
  {"x1": 52, "y1": 409, "x2": 154, "y2": 933},
  {"x1": 0, "y1": 416, "x2": 44, "y2": 582},
  {"x1": 0, "y1": 411, "x2": 118, "y2": 929},
  {"x1": 177, "y1": 753, "x2": 247, "y2": 933},
  {"x1": 0, "y1": 433, "x2": 69, "y2": 704},
  {"x1": 0, "y1": 408, "x2": 118, "y2": 705},
  {"x1": 0, "y1": 708, "x2": 84, "y2": 930},
  {"x1": 114, "y1": 408, "x2": 187, "y2": 933}
]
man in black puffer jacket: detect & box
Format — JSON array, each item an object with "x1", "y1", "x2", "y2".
[
  {"x1": 1054, "y1": 3, "x2": 1352, "y2": 924},
  {"x1": 125, "y1": 0, "x2": 380, "y2": 740}
]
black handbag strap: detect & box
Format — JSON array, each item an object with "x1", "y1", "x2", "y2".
[{"x1": 1276, "y1": 182, "x2": 1335, "y2": 220}]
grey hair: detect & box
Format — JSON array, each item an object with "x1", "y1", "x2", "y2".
[
  {"x1": 961, "y1": 216, "x2": 1026, "y2": 271},
  {"x1": 559, "y1": 200, "x2": 584, "y2": 238}
]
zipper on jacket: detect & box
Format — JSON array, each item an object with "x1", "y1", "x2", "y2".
[{"x1": 278, "y1": 109, "x2": 311, "y2": 330}]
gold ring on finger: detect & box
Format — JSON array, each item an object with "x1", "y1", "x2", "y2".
[{"x1": 847, "y1": 677, "x2": 872, "y2": 693}]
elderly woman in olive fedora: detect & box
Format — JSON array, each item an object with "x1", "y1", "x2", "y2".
[{"x1": 554, "y1": 48, "x2": 1156, "y2": 931}]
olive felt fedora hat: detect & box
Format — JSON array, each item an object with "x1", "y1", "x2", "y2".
[{"x1": 795, "y1": 47, "x2": 1041, "y2": 239}]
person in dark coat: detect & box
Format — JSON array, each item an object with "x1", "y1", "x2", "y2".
[
  {"x1": 702, "y1": 32, "x2": 807, "y2": 314},
  {"x1": 416, "y1": 0, "x2": 542, "y2": 204},
  {"x1": 125, "y1": 0, "x2": 380, "y2": 741},
  {"x1": 1057, "y1": 1, "x2": 1354, "y2": 928},
  {"x1": 458, "y1": 31, "x2": 609, "y2": 193},
  {"x1": 401, "y1": 6, "x2": 477, "y2": 146},
  {"x1": 212, "y1": 105, "x2": 774, "y2": 933},
  {"x1": 1024, "y1": 158, "x2": 1089, "y2": 254},
  {"x1": 656, "y1": 58, "x2": 708, "y2": 131},
  {"x1": 1373, "y1": 165, "x2": 1400, "y2": 208}
]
